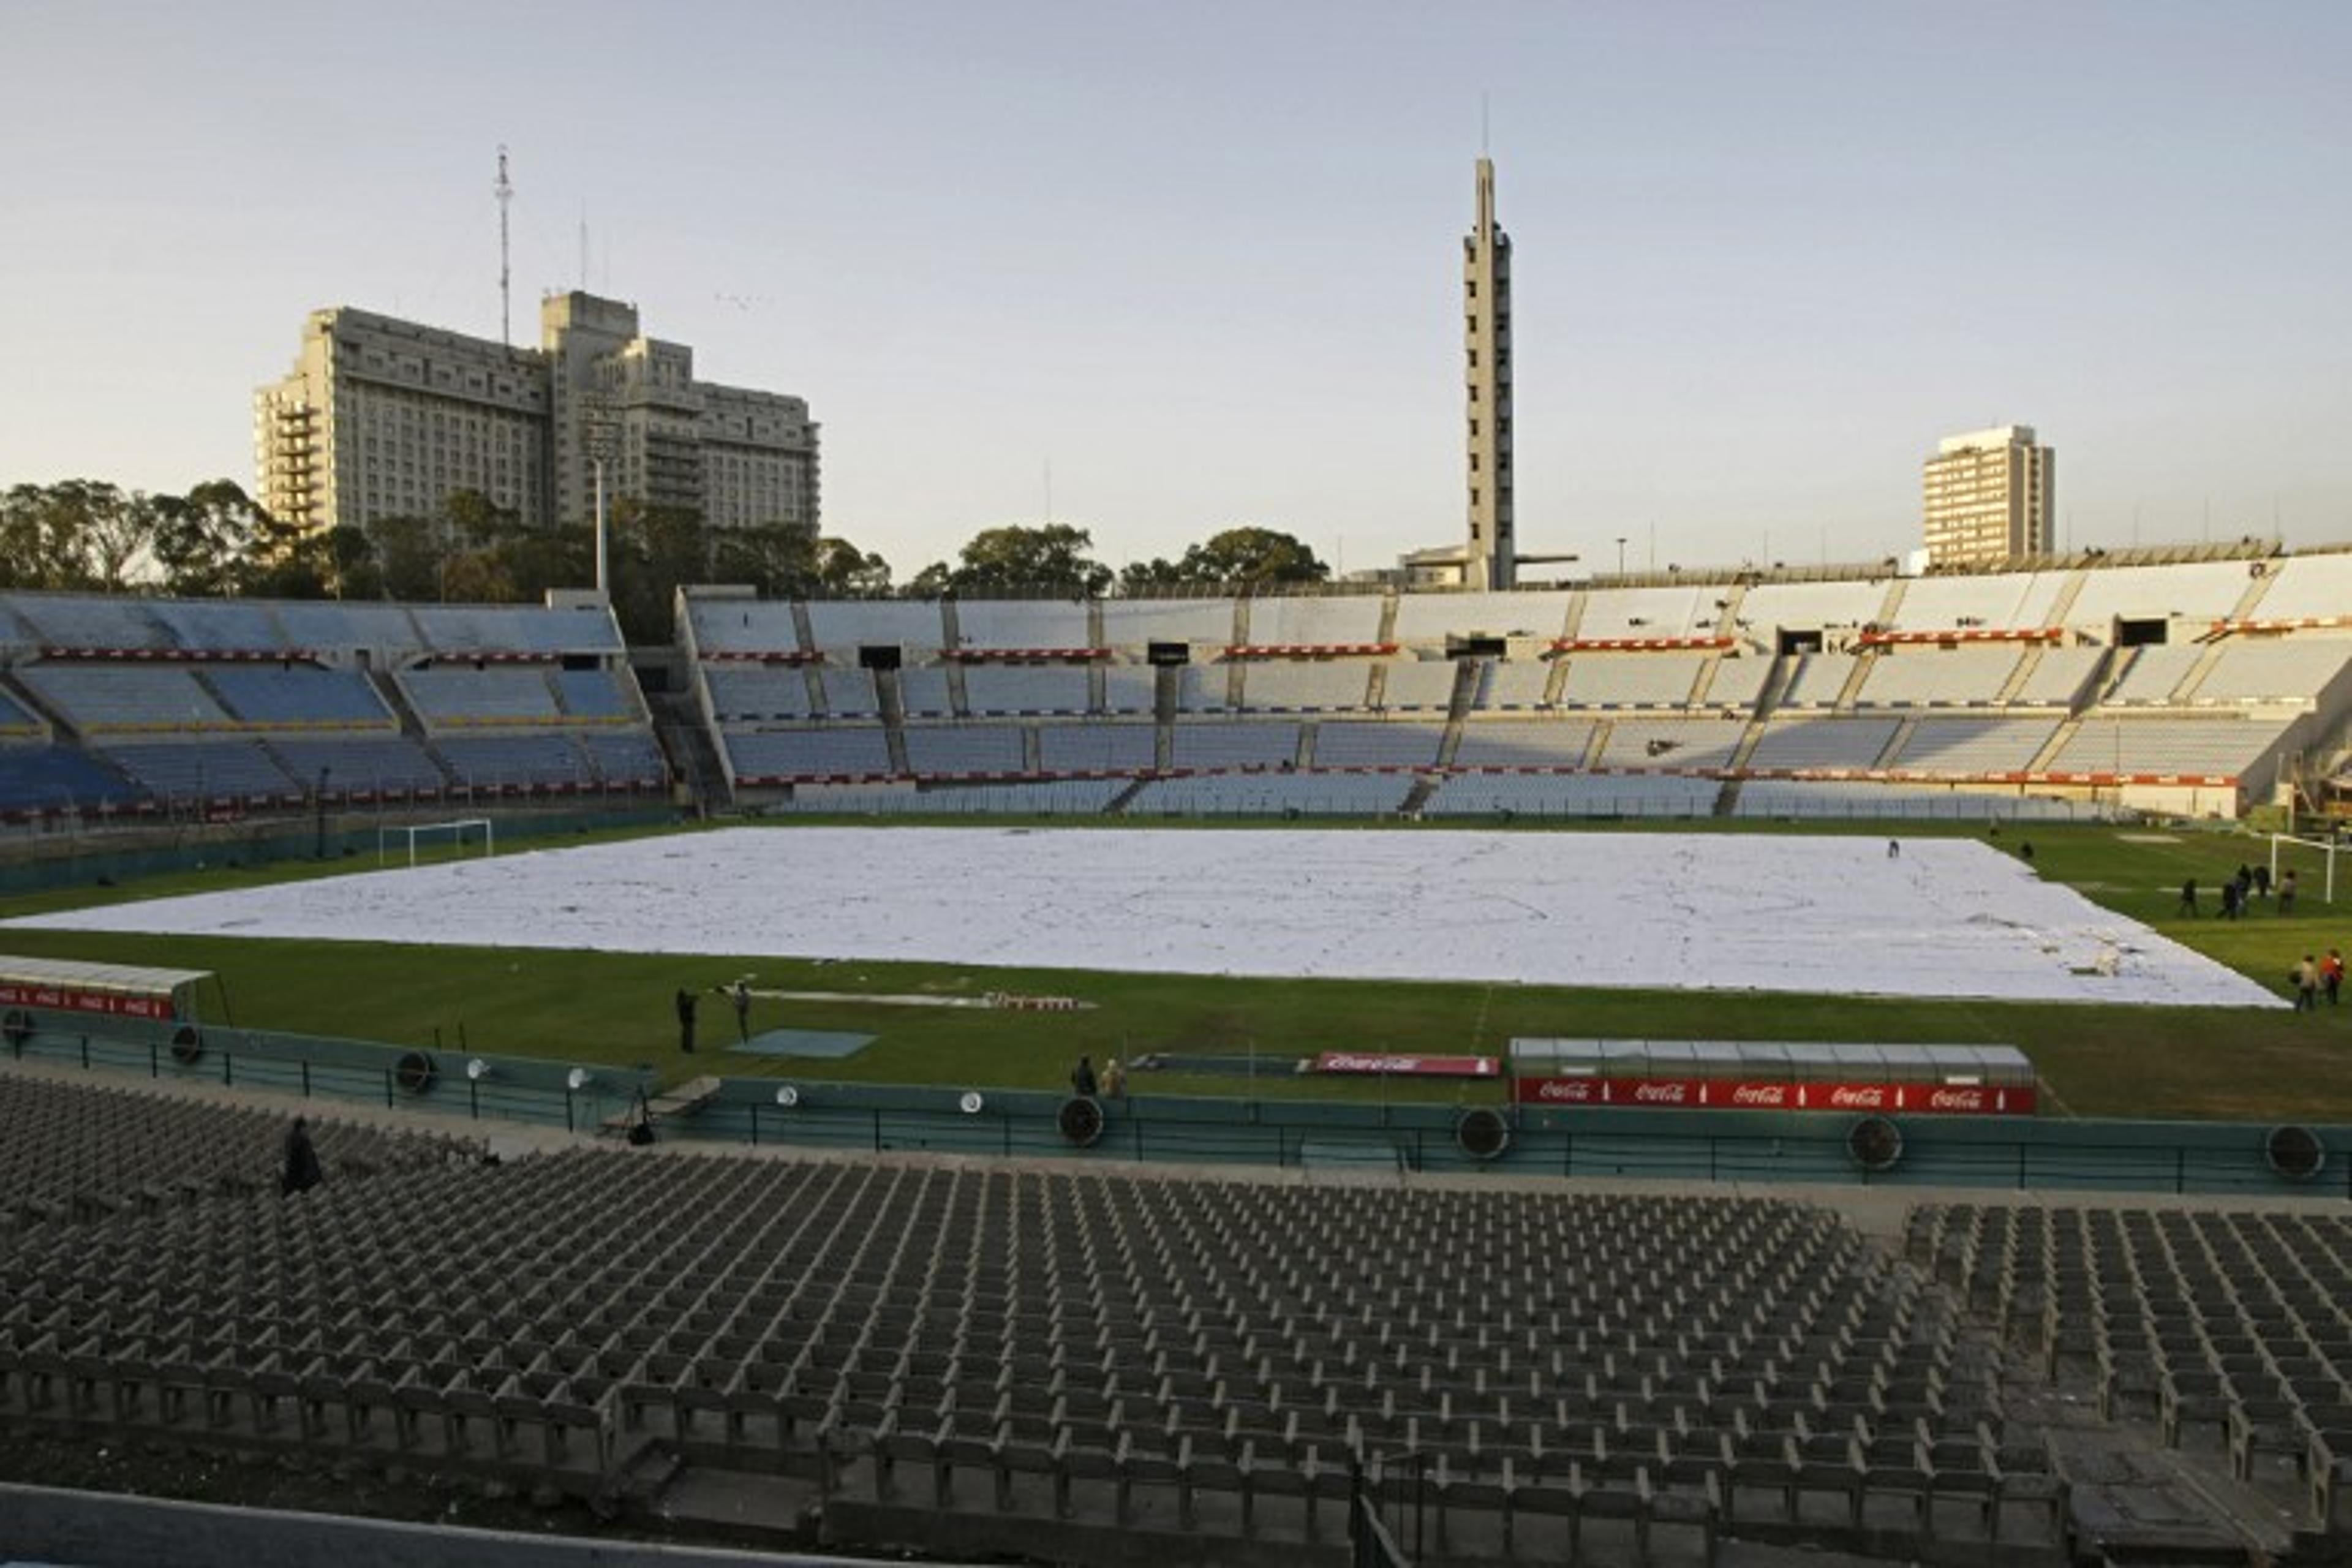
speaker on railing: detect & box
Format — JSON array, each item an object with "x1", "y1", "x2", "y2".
[
  {"x1": 1058, "y1": 1096, "x2": 1106, "y2": 1148},
  {"x1": 2, "y1": 1008, "x2": 31, "y2": 1048},
  {"x1": 2267, "y1": 1125, "x2": 2327, "y2": 1183},
  {"x1": 168, "y1": 1025, "x2": 203, "y2": 1066},
  {"x1": 1456, "y1": 1106, "x2": 1512, "y2": 1161},
  {"x1": 394, "y1": 1050, "x2": 437, "y2": 1095},
  {"x1": 1846, "y1": 1115, "x2": 1904, "y2": 1173}
]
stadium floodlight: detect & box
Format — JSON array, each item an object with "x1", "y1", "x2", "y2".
[
  {"x1": 959, "y1": 1091, "x2": 985, "y2": 1115},
  {"x1": 565, "y1": 1067, "x2": 592, "y2": 1092},
  {"x1": 466, "y1": 1057, "x2": 491, "y2": 1082},
  {"x1": 775, "y1": 1085, "x2": 801, "y2": 1108}
]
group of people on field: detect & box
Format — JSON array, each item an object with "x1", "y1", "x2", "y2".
[{"x1": 2179, "y1": 862, "x2": 2302, "y2": 920}]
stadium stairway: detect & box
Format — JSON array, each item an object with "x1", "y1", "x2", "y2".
[{"x1": 650, "y1": 692, "x2": 728, "y2": 812}]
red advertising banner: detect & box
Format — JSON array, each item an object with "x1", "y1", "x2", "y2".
[
  {"x1": 1315, "y1": 1052, "x2": 1501, "y2": 1079},
  {"x1": 1510, "y1": 1076, "x2": 2034, "y2": 1115},
  {"x1": 0, "y1": 983, "x2": 176, "y2": 1022}
]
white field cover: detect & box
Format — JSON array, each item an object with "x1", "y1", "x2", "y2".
[{"x1": 6, "y1": 827, "x2": 2280, "y2": 1008}]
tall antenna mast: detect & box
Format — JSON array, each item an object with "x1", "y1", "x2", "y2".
[{"x1": 494, "y1": 145, "x2": 514, "y2": 347}]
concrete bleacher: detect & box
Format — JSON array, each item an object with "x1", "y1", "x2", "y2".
[
  {"x1": 902, "y1": 725, "x2": 1027, "y2": 776},
  {"x1": 803, "y1": 600, "x2": 942, "y2": 655},
  {"x1": 398, "y1": 667, "x2": 564, "y2": 727},
  {"x1": 1452, "y1": 718, "x2": 1597, "y2": 769},
  {"x1": 6, "y1": 594, "x2": 177, "y2": 650},
  {"x1": 145, "y1": 600, "x2": 287, "y2": 651},
  {"x1": 692, "y1": 600, "x2": 809, "y2": 656},
  {"x1": 1100, "y1": 665, "x2": 1158, "y2": 715},
  {"x1": 0, "y1": 685, "x2": 41, "y2": 734},
  {"x1": 2237, "y1": 552, "x2": 2352, "y2": 623},
  {"x1": 550, "y1": 668, "x2": 635, "y2": 720},
  {"x1": 1129, "y1": 771, "x2": 1411, "y2": 815},
  {"x1": 955, "y1": 600, "x2": 1093, "y2": 649},
  {"x1": 1475, "y1": 660, "x2": 1556, "y2": 710},
  {"x1": 1776, "y1": 652, "x2": 1860, "y2": 709},
  {"x1": 0, "y1": 1073, "x2": 475, "y2": 1231},
  {"x1": 1854, "y1": 647, "x2": 2025, "y2": 708},
  {"x1": 1238, "y1": 595, "x2": 1384, "y2": 647},
  {"x1": 266, "y1": 601, "x2": 432, "y2": 655},
  {"x1": 1237, "y1": 660, "x2": 1373, "y2": 712},
  {"x1": 1038, "y1": 723, "x2": 1156, "y2": 774},
  {"x1": 1883, "y1": 570, "x2": 2068, "y2": 633},
  {"x1": 1589, "y1": 717, "x2": 1747, "y2": 771},
  {"x1": 2192, "y1": 639, "x2": 2352, "y2": 706},
  {"x1": 1388, "y1": 590, "x2": 1570, "y2": 642},
  {"x1": 962, "y1": 665, "x2": 1090, "y2": 715},
  {"x1": 1884, "y1": 717, "x2": 2063, "y2": 775},
  {"x1": 1698, "y1": 655, "x2": 1771, "y2": 710},
  {"x1": 576, "y1": 730, "x2": 668, "y2": 786},
  {"x1": 1170, "y1": 722, "x2": 1300, "y2": 771},
  {"x1": 1736, "y1": 782, "x2": 2096, "y2": 821},
  {"x1": 1745, "y1": 717, "x2": 1903, "y2": 773},
  {"x1": 1311, "y1": 720, "x2": 1446, "y2": 769},
  {"x1": 816, "y1": 668, "x2": 881, "y2": 718},
  {"x1": 895, "y1": 666, "x2": 954, "y2": 718},
  {"x1": 2103, "y1": 644, "x2": 2204, "y2": 706},
  {"x1": 0, "y1": 744, "x2": 146, "y2": 814},
  {"x1": 1732, "y1": 578, "x2": 1886, "y2": 638},
  {"x1": 206, "y1": 666, "x2": 395, "y2": 728},
  {"x1": 1558, "y1": 652, "x2": 1708, "y2": 708},
  {"x1": 1574, "y1": 584, "x2": 1716, "y2": 640},
  {"x1": 16, "y1": 665, "x2": 231, "y2": 729},
  {"x1": 1423, "y1": 771, "x2": 1719, "y2": 817},
  {"x1": 780, "y1": 778, "x2": 1124, "y2": 816},
  {"x1": 1376, "y1": 659, "x2": 1461, "y2": 711},
  {"x1": 1174, "y1": 666, "x2": 1231, "y2": 714},
  {"x1": 96, "y1": 741, "x2": 300, "y2": 801},
  {"x1": 269, "y1": 736, "x2": 448, "y2": 796},
  {"x1": 2045, "y1": 715, "x2": 2295, "y2": 777},
  {"x1": 704, "y1": 665, "x2": 815, "y2": 721},
  {"x1": 1098, "y1": 598, "x2": 1236, "y2": 647},
  {"x1": 2012, "y1": 646, "x2": 2104, "y2": 707},
  {"x1": 725, "y1": 727, "x2": 894, "y2": 780},
  {"x1": 435, "y1": 734, "x2": 602, "y2": 791},
  {"x1": 2066, "y1": 559, "x2": 2265, "y2": 627},
  {"x1": 413, "y1": 605, "x2": 620, "y2": 656}
]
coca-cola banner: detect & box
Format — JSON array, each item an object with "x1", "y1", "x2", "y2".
[
  {"x1": 0, "y1": 983, "x2": 176, "y2": 1021},
  {"x1": 1511, "y1": 1075, "x2": 2032, "y2": 1115},
  {"x1": 1315, "y1": 1052, "x2": 1501, "y2": 1079}
]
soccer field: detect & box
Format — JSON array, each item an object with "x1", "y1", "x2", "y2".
[{"x1": 4, "y1": 826, "x2": 2278, "y2": 1009}]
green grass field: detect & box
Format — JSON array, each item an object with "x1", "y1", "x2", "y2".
[{"x1": 2, "y1": 816, "x2": 2346, "y2": 1121}]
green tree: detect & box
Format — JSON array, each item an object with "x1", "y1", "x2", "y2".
[
  {"x1": 0, "y1": 480, "x2": 157, "y2": 590},
  {"x1": 1117, "y1": 556, "x2": 1185, "y2": 594},
  {"x1": 812, "y1": 537, "x2": 892, "y2": 598},
  {"x1": 152, "y1": 480, "x2": 271, "y2": 597},
  {"x1": 918, "y1": 522, "x2": 1112, "y2": 597},
  {"x1": 1174, "y1": 526, "x2": 1329, "y2": 589}
]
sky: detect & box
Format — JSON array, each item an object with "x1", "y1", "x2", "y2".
[{"x1": 2, "y1": 0, "x2": 2347, "y2": 581}]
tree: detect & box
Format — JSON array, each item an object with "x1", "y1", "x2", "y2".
[
  {"x1": 812, "y1": 537, "x2": 892, "y2": 598},
  {"x1": 1174, "y1": 526, "x2": 1329, "y2": 589},
  {"x1": 918, "y1": 523, "x2": 1112, "y2": 597},
  {"x1": 1117, "y1": 556, "x2": 1185, "y2": 594},
  {"x1": 0, "y1": 480, "x2": 157, "y2": 591},
  {"x1": 152, "y1": 480, "x2": 271, "y2": 597}
]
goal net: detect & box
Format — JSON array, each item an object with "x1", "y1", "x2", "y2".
[
  {"x1": 378, "y1": 818, "x2": 496, "y2": 869},
  {"x1": 2269, "y1": 832, "x2": 2341, "y2": 905}
]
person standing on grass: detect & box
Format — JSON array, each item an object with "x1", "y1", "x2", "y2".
[
  {"x1": 281, "y1": 1117, "x2": 323, "y2": 1196},
  {"x1": 2294, "y1": 955, "x2": 2320, "y2": 1012},
  {"x1": 2221, "y1": 880, "x2": 2239, "y2": 921},
  {"x1": 728, "y1": 979, "x2": 752, "y2": 1044},
  {"x1": 2179, "y1": 878, "x2": 2199, "y2": 917},
  {"x1": 2255, "y1": 864, "x2": 2272, "y2": 902},
  {"x1": 2280, "y1": 868, "x2": 2299, "y2": 914},
  {"x1": 2324, "y1": 949, "x2": 2345, "y2": 1007},
  {"x1": 1071, "y1": 1055, "x2": 1098, "y2": 1098},
  {"x1": 675, "y1": 987, "x2": 698, "y2": 1054}
]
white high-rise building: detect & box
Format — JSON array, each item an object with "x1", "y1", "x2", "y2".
[
  {"x1": 1921, "y1": 425, "x2": 2054, "y2": 567},
  {"x1": 255, "y1": 292, "x2": 818, "y2": 535}
]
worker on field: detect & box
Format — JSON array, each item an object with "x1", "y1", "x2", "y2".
[
  {"x1": 2178, "y1": 878, "x2": 2198, "y2": 917},
  {"x1": 1071, "y1": 1055, "x2": 1098, "y2": 1098},
  {"x1": 2294, "y1": 955, "x2": 2320, "y2": 1012},
  {"x1": 675, "y1": 987, "x2": 698, "y2": 1054},
  {"x1": 726, "y1": 978, "x2": 752, "y2": 1044}
]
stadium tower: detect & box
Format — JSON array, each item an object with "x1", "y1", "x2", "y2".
[{"x1": 1464, "y1": 156, "x2": 1515, "y2": 590}]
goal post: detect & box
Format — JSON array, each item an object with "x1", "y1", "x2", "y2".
[
  {"x1": 2269, "y1": 832, "x2": 2340, "y2": 905},
  {"x1": 377, "y1": 818, "x2": 496, "y2": 869}
]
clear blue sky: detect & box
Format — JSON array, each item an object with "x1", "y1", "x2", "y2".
[{"x1": 2, "y1": 0, "x2": 2346, "y2": 579}]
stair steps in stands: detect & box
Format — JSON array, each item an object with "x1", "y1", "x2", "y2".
[
  {"x1": 876, "y1": 669, "x2": 910, "y2": 775},
  {"x1": 1873, "y1": 714, "x2": 1920, "y2": 769},
  {"x1": 1998, "y1": 643, "x2": 2049, "y2": 704}
]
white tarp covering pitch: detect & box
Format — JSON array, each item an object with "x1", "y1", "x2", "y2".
[{"x1": 4, "y1": 827, "x2": 2282, "y2": 1008}]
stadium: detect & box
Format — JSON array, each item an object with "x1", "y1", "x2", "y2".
[{"x1": 6, "y1": 548, "x2": 2352, "y2": 1567}]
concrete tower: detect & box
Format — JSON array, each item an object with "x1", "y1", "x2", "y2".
[{"x1": 1463, "y1": 156, "x2": 1515, "y2": 590}]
